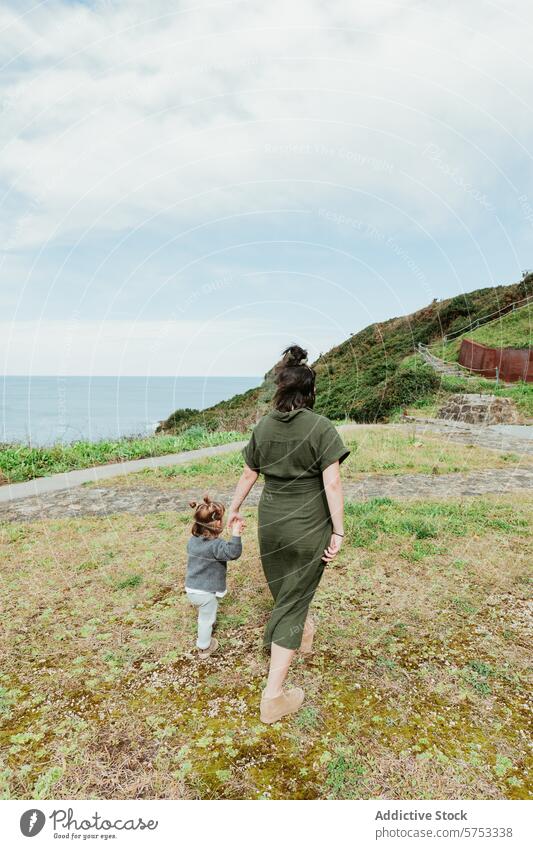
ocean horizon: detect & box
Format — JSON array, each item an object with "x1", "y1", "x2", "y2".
[{"x1": 1, "y1": 375, "x2": 261, "y2": 446}]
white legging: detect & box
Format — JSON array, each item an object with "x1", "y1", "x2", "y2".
[{"x1": 186, "y1": 591, "x2": 218, "y2": 649}]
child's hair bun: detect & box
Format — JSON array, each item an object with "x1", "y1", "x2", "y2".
[
  {"x1": 190, "y1": 494, "x2": 212, "y2": 511},
  {"x1": 190, "y1": 494, "x2": 226, "y2": 537}
]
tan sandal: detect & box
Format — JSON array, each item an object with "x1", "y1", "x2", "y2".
[
  {"x1": 299, "y1": 615, "x2": 316, "y2": 655},
  {"x1": 260, "y1": 687, "x2": 305, "y2": 724},
  {"x1": 198, "y1": 637, "x2": 218, "y2": 659}
]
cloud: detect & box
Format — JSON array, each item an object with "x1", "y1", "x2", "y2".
[
  {"x1": 1, "y1": 0, "x2": 531, "y2": 251},
  {"x1": 0, "y1": 316, "x2": 342, "y2": 376},
  {"x1": 1, "y1": 1, "x2": 531, "y2": 376}
]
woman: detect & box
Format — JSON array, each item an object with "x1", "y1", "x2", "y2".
[{"x1": 227, "y1": 345, "x2": 349, "y2": 724}]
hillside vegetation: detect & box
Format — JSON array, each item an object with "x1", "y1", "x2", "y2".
[
  {"x1": 430, "y1": 302, "x2": 532, "y2": 363},
  {"x1": 397, "y1": 369, "x2": 533, "y2": 421},
  {"x1": 159, "y1": 279, "x2": 532, "y2": 432}
]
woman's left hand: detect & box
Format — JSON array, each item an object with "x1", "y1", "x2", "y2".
[{"x1": 322, "y1": 533, "x2": 342, "y2": 563}]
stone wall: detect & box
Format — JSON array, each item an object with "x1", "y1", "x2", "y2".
[{"x1": 438, "y1": 393, "x2": 521, "y2": 425}]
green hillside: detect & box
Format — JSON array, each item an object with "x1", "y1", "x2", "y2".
[
  {"x1": 431, "y1": 302, "x2": 532, "y2": 363},
  {"x1": 469, "y1": 303, "x2": 532, "y2": 347},
  {"x1": 158, "y1": 279, "x2": 532, "y2": 432}
]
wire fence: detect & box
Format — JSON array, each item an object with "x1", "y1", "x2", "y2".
[{"x1": 443, "y1": 293, "x2": 533, "y2": 343}]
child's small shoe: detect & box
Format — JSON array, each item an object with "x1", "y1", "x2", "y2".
[
  {"x1": 260, "y1": 687, "x2": 305, "y2": 724},
  {"x1": 197, "y1": 637, "x2": 218, "y2": 659}
]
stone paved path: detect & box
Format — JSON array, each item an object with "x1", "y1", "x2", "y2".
[
  {"x1": 1, "y1": 421, "x2": 532, "y2": 523},
  {"x1": 402, "y1": 418, "x2": 533, "y2": 454},
  {"x1": 1, "y1": 420, "x2": 532, "y2": 509},
  {"x1": 1, "y1": 467, "x2": 532, "y2": 524}
]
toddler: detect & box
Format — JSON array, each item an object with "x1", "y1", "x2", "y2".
[{"x1": 185, "y1": 493, "x2": 244, "y2": 658}]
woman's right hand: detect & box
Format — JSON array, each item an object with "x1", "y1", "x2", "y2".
[{"x1": 322, "y1": 533, "x2": 343, "y2": 563}]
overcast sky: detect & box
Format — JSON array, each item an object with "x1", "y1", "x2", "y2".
[{"x1": 1, "y1": 0, "x2": 532, "y2": 376}]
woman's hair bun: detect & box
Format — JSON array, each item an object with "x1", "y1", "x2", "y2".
[
  {"x1": 273, "y1": 344, "x2": 315, "y2": 412},
  {"x1": 281, "y1": 344, "x2": 308, "y2": 367}
]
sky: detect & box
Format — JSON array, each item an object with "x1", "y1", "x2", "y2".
[{"x1": 1, "y1": 0, "x2": 532, "y2": 376}]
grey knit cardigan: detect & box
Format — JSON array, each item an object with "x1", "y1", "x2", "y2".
[{"x1": 185, "y1": 534, "x2": 242, "y2": 594}]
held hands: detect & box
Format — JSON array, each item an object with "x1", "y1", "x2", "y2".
[
  {"x1": 322, "y1": 532, "x2": 343, "y2": 563},
  {"x1": 227, "y1": 511, "x2": 245, "y2": 535},
  {"x1": 233, "y1": 517, "x2": 245, "y2": 536}
]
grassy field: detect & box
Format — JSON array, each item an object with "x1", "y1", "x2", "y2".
[
  {"x1": 431, "y1": 305, "x2": 532, "y2": 362},
  {"x1": 83, "y1": 427, "x2": 532, "y2": 492},
  {"x1": 468, "y1": 306, "x2": 531, "y2": 348},
  {"x1": 429, "y1": 304, "x2": 532, "y2": 374},
  {"x1": 1, "y1": 491, "x2": 531, "y2": 800},
  {"x1": 0, "y1": 426, "x2": 243, "y2": 485}
]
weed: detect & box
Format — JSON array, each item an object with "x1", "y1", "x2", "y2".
[
  {"x1": 326, "y1": 754, "x2": 366, "y2": 798},
  {"x1": 296, "y1": 707, "x2": 320, "y2": 729},
  {"x1": 115, "y1": 575, "x2": 142, "y2": 590}
]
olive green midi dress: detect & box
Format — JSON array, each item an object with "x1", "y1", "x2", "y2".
[{"x1": 242, "y1": 408, "x2": 350, "y2": 650}]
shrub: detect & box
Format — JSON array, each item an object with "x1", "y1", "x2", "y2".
[
  {"x1": 156, "y1": 408, "x2": 199, "y2": 431},
  {"x1": 348, "y1": 363, "x2": 439, "y2": 422}
]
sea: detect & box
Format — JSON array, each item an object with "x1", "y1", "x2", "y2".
[{"x1": 1, "y1": 376, "x2": 261, "y2": 446}]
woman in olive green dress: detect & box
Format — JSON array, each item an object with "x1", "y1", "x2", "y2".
[{"x1": 227, "y1": 345, "x2": 349, "y2": 724}]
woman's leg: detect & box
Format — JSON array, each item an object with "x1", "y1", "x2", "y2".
[
  {"x1": 263, "y1": 642, "x2": 295, "y2": 698},
  {"x1": 260, "y1": 642, "x2": 304, "y2": 723},
  {"x1": 300, "y1": 612, "x2": 315, "y2": 653}
]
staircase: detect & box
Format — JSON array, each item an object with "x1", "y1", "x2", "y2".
[
  {"x1": 418, "y1": 291, "x2": 533, "y2": 380},
  {"x1": 417, "y1": 343, "x2": 473, "y2": 378},
  {"x1": 418, "y1": 343, "x2": 515, "y2": 385}
]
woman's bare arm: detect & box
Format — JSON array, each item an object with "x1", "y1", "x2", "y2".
[
  {"x1": 227, "y1": 464, "x2": 259, "y2": 527},
  {"x1": 322, "y1": 460, "x2": 344, "y2": 562}
]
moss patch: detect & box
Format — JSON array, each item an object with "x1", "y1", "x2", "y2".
[{"x1": 0, "y1": 493, "x2": 531, "y2": 799}]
